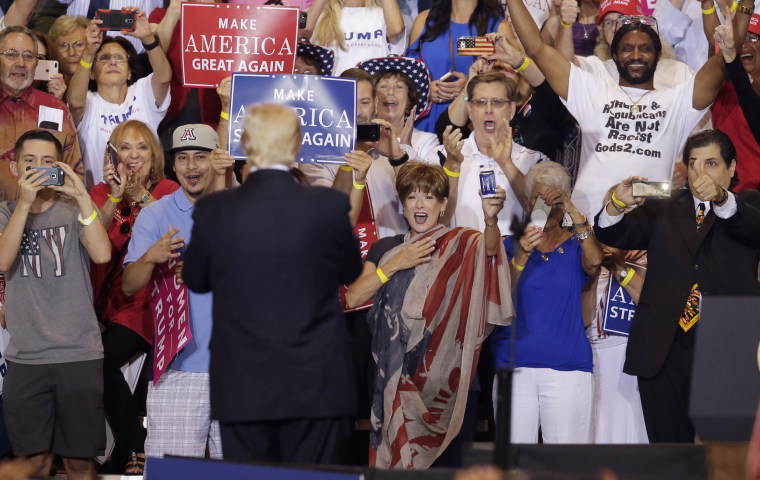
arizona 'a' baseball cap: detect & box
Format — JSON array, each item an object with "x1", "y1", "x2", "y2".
[{"x1": 168, "y1": 124, "x2": 219, "y2": 155}]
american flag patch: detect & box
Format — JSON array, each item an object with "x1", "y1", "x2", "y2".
[{"x1": 456, "y1": 36, "x2": 494, "y2": 56}]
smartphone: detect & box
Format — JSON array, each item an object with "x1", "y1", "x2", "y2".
[
  {"x1": 34, "y1": 60, "x2": 58, "y2": 81},
  {"x1": 456, "y1": 36, "x2": 495, "y2": 56},
  {"x1": 632, "y1": 180, "x2": 671, "y2": 199},
  {"x1": 479, "y1": 169, "x2": 497, "y2": 198},
  {"x1": 357, "y1": 123, "x2": 380, "y2": 142},
  {"x1": 26, "y1": 166, "x2": 65, "y2": 186},
  {"x1": 299, "y1": 11, "x2": 307, "y2": 29},
  {"x1": 527, "y1": 195, "x2": 553, "y2": 231},
  {"x1": 94, "y1": 9, "x2": 135, "y2": 32},
  {"x1": 438, "y1": 71, "x2": 456, "y2": 82},
  {"x1": 107, "y1": 142, "x2": 121, "y2": 185}
]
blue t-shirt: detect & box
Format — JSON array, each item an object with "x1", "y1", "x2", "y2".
[
  {"x1": 123, "y1": 188, "x2": 212, "y2": 373},
  {"x1": 491, "y1": 235, "x2": 593, "y2": 372}
]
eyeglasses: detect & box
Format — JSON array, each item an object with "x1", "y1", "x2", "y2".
[
  {"x1": 469, "y1": 98, "x2": 511, "y2": 109},
  {"x1": 95, "y1": 53, "x2": 129, "y2": 63},
  {"x1": 0, "y1": 49, "x2": 37, "y2": 62},
  {"x1": 119, "y1": 206, "x2": 132, "y2": 235},
  {"x1": 616, "y1": 15, "x2": 659, "y2": 34},
  {"x1": 57, "y1": 41, "x2": 85, "y2": 52},
  {"x1": 746, "y1": 33, "x2": 760, "y2": 43}
]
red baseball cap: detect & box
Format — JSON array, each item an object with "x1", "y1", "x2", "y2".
[
  {"x1": 598, "y1": 0, "x2": 645, "y2": 24},
  {"x1": 749, "y1": 13, "x2": 760, "y2": 36}
]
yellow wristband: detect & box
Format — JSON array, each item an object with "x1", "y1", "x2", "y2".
[
  {"x1": 560, "y1": 19, "x2": 573, "y2": 27},
  {"x1": 611, "y1": 192, "x2": 629, "y2": 208},
  {"x1": 443, "y1": 166, "x2": 460, "y2": 177},
  {"x1": 730, "y1": 0, "x2": 738, "y2": 11},
  {"x1": 376, "y1": 267, "x2": 389, "y2": 283},
  {"x1": 511, "y1": 257, "x2": 525, "y2": 271},
  {"x1": 701, "y1": 5, "x2": 716, "y2": 14},
  {"x1": 516, "y1": 56, "x2": 531, "y2": 72},
  {"x1": 107, "y1": 193, "x2": 122, "y2": 203},
  {"x1": 78, "y1": 209, "x2": 98, "y2": 226},
  {"x1": 339, "y1": 165, "x2": 353, "y2": 172},
  {"x1": 219, "y1": 111, "x2": 230, "y2": 120},
  {"x1": 353, "y1": 180, "x2": 366, "y2": 190},
  {"x1": 619, "y1": 268, "x2": 635, "y2": 287},
  {"x1": 79, "y1": 58, "x2": 92, "y2": 69}
]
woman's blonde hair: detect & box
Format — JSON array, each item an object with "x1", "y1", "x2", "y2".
[
  {"x1": 242, "y1": 104, "x2": 301, "y2": 167},
  {"x1": 108, "y1": 120, "x2": 166, "y2": 186},
  {"x1": 48, "y1": 15, "x2": 89, "y2": 42},
  {"x1": 312, "y1": 0, "x2": 381, "y2": 51}
]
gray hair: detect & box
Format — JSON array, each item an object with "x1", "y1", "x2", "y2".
[
  {"x1": 525, "y1": 161, "x2": 572, "y2": 197},
  {"x1": 0, "y1": 25, "x2": 39, "y2": 55}
]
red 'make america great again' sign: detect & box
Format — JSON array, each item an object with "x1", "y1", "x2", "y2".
[{"x1": 181, "y1": 3, "x2": 299, "y2": 88}]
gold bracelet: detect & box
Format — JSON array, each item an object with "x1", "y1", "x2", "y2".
[
  {"x1": 511, "y1": 258, "x2": 525, "y2": 271},
  {"x1": 107, "y1": 193, "x2": 122, "y2": 203},
  {"x1": 219, "y1": 111, "x2": 230, "y2": 120},
  {"x1": 443, "y1": 166, "x2": 460, "y2": 177},
  {"x1": 79, "y1": 58, "x2": 92, "y2": 69},
  {"x1": 485, "y1": 220, "x2": 498, "y2": 228},
  {"x1": 560, "y1": 19, "x2": 573, "y2": 27},
  {"x1": 611, "y1": 192, "x2": 628, "y2": 208},
  {"x1": 619, "y1": 268, "x2": 635, "y2": 287},
  {"x1": 376, "y1": 267, "x2": 389, "y2": 283},
  {"x1": 78, "y1": 209, "x2": 98, "y2": 226},
  {"x1": 516, "y1": 56, "x2": 531, "y2": 72},
  {"x1": 737, "y1": 3, "x2": 753, "y2": 14},
  {"x1": 353, "y1": 180, "x2": 366, "y2": 190},
  {"x1": 339, "y1": 165, "x2": 352, "y2": 172}
]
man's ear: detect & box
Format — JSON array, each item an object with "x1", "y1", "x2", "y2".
[{"x1": 9, "y1": 160, "x2": 18, "y2": 178}]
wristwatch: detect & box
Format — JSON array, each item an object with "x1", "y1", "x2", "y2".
[
  {"x1": 618, "y1": 267, "x2": 631, "y2": 283},
  {"x1": 138, "y1": 191, "x2": 151, "y2": 206}
]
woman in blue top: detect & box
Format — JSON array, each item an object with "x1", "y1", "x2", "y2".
[
  {"x1": 406, "y1": 0, "x2": 514, "y2": 133},
  {"x1": 492, "y1": 161, "x2": 602, "y2": 443}
]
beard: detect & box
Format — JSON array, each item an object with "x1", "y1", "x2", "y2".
[{"x1": 615, "y1": 58, "x2": 658, "y2": 86}]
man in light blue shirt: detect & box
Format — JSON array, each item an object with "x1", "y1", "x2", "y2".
[{"x1": 122, "y1": 124, "x2": 223, "y2": 461}]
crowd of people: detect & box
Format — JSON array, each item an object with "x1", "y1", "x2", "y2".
[{"x1": 0, "y1": 0, "x2": 759, "y2": 477}]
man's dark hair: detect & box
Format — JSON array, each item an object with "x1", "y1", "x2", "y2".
[
  {"x1": 610, "y1": 22, "x2": 662, "y2": 59},
  {"x1": 13, "y1": 129, "x2": 63, "y2": 163},
  {"x1": 297, "y1": 53, "x2": 322, "y2": 75},
  {"x1": 682, "y1": 129, "x2": 739, "y2": 189},
  {"x1": 340, "y1": 68, "x2": 374, "y2": 94}
]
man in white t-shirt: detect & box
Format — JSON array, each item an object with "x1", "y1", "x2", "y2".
[{"x1": 505, "y1": 0, "x2": 733, "y2": 220}]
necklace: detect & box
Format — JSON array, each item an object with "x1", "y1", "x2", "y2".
[{"x1": 619, "y1": 87, "x2": 652, "y2": 114}]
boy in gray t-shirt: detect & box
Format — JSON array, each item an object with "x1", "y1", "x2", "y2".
[{"x1": 0, "y1": 130, "x2": 111, "y2": 480}]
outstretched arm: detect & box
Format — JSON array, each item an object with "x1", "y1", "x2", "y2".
[
  {"x1": 692, "y1": 6, "x2": 740, "y2": 110},
  {"x1": 505, "y1": 0, "x2": 572, "y2": 99}
]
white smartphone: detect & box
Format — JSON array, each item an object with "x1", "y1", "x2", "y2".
[
  {"x1": 438, "y1": 71, "x2": 455, "y2": 82},
  {"x1": 527, "y1": 195, "x2": 553, "y2": 231},
  {"x1": 34, "y1": 60, "x2": 58, "y2": 81}
]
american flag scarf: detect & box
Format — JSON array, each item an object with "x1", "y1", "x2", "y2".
[{"x1": 367, "y1": 225, "x2": 514, "y2": 469}]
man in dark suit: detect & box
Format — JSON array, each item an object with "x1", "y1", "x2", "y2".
[
  {"x1": 182, "y1": 104, "x2": 363, "y2": 464},
  {"x1": 595, "y1": 129, "x2": 760, "y2": 443}
]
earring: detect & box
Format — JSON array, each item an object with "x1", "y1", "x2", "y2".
[{"x1": 439, "y1": 210, "x2": 445, "y2": 218}]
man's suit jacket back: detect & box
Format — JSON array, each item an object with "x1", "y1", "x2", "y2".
[
  {"x1": 183, "y1": 169, "x2": 363, "y2": 422},
  {"x1": 595, "y1": 189, "x2": 760, "y2": 378}
]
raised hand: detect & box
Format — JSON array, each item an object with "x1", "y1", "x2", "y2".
[
  {"x1": 210, "y1": 149, "x2": 235, "y2": 177},
  {"x1": 482, "y1": 185, "x2": 506, "y2": 221},
  {"x1": 145, "y1": 225, "x2": 184, "y2": 265},
  {"x1": 17, "y1": 167, "x2": 48, "y2": 207},
  {"x1": 343, "y1": 150, "x2": 372, "y2": 184},
  {"x1": 387, "y1": 237, "x2": 436, "y2": 271}
]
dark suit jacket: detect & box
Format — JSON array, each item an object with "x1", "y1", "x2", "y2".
[
  {"x1": 183, "y1": 169, "x2": 363, "y2": 423},
  {"x1": 595, "y1": 189, "x2": 760, "y2": 378}
]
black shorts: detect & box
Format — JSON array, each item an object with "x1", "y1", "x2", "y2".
[{"x1": 3, "y1": 359, "x2": 105, "y2": 458}]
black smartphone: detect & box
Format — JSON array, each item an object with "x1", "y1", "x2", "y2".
[
  {"x1": 357, "y1": 123, "x2": 380, "y2": 142},
  {"x1": 26, "y1": 166, "x2": 65, "y2": 186},
  {"x1": 107, "y1": 142, "x2": 121, "y2": 185},
  {"x1": 300, "y1": 11, "x2": 307, "y2": 29},
  {"x1": 95, "y1": 9, "x2": 136, "y2": 32}
]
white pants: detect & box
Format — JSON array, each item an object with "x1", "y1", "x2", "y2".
[
  {"x1": 493, "y1": 367, "x2": 593, "y2": 444},
  {"x1": 145, "y1": 369, "x2": 223, "y2": 459},
  {"x1": 590, "y1": 343, "x2": 649, "y2": 443}
]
